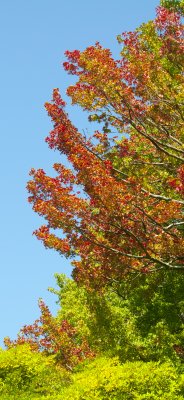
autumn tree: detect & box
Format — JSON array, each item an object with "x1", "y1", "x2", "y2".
[
  {"x1": 27, "y1": 4, "x2": 184, "y2": 290},
  {"x1": 4, "y1": 298, "x2": 93, "y2": 370}
]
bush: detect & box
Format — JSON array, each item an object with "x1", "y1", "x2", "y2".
[
  {"x1": 58, "y1": 357, "x2": 184, "y2": 400},
  {"x1": 0, "y1": 344, "x2": 70, "y2": 399}
]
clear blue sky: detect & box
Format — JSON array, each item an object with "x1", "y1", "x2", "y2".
[{"x1": 0, "y1": 0, "x2": 158, "y2": 346}]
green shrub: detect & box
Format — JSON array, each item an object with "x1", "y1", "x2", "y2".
[
  {"x1": 58, "y1": 357, "x2": 184, "y2": 400},
  {"x1": 0, "y1": 344, "x2": 70, "y2": 399}
]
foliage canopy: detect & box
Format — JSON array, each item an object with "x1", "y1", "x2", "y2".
[
  {"x1": 2, "y1": 2, "x2": 184, "y2": 399},
  {"x1": 27, "y1": 4, "x2": 184, "y2": 289}
]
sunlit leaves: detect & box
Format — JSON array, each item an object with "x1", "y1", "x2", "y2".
[
  {"x1": 4, "y1": 299, "x2": 94, "y2": 370},
  {"x1": 27, "y1": 4, "x2": 184, "y2": 289}
]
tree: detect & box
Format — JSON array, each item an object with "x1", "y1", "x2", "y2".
[
  {"x1": 5, "y1": 271, "x2": 184, "y2": 370},
  {"x1": 4, "y1": 298, "x2": 94, "y2": 370},
  {"x1": 161, "y1": 0, "x2": 184, "y2": 13},
  {"x1": 2, "y1": 5, "x2": 184, "y2": 397},
  {"x1": 48, "y1": 272, "x2": 184, "y2": 363},
  {"x1": 27, "y1": 5, "x2": 183, "y2": 290}
]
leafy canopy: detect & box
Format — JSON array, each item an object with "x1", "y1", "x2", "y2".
[
  {"x1": 27, "y1": 4, "x2": 184, "y2": 289},
  {"x1": 2, "y1": 2, "x2": 184, "y2": 399}
]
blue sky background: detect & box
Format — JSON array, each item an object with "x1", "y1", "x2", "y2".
[{"x1": 0, "y1": 0, "x2": 158, "y2": 346}]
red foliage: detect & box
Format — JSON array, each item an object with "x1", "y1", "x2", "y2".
[
  {"x1": 26, "y1": 6, "x2": 184, "y2": 289},
  {"x1": 4, "y1": 300, "x2": 94, "y2": 369}
]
